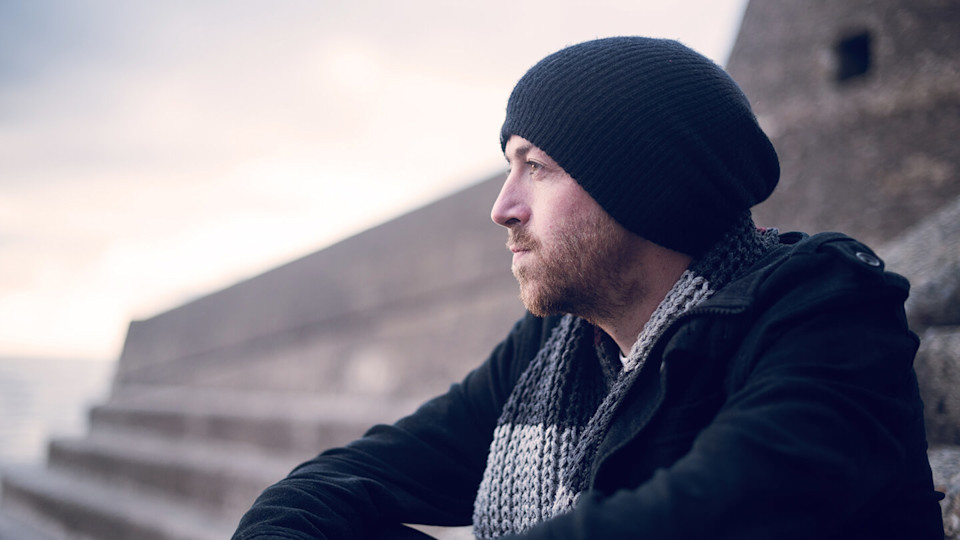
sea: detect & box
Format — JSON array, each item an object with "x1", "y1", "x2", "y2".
[{"x1": 0, "y1": 356, "x2": 114, "y2": 467}]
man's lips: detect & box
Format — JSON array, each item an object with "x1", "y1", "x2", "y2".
[
  {"x1": 507, "y1": 229, "x2": 536, "y2": 257},
  {"x1": 508, "y1": 244, "x2": 534, "y2": 268}
]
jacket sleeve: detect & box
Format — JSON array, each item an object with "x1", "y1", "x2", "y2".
[
  {"x1": 504, "y1": 238, "x2": 942, "y2": 539},
  {"x1": 232, "y1": 313, "x2": 550, "y2": 540}
]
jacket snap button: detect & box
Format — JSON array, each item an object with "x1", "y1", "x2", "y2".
[{"x1": 855, "y1": 251, "x2": 881, "y2": 267}]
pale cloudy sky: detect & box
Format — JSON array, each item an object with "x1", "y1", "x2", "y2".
[{"x1": 0, "y1": 0, "x2": 749, "y2": 361}]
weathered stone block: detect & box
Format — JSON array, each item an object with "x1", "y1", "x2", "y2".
[
  {"x1": 880, "y1": 196, "x2": 960, "y2": 330},
  {"x1": 929, "y1": 446, "x2": 960, "y2": 539},
  {"x1": 916, "y1": 327, "x2": 960, "y2": 446}
]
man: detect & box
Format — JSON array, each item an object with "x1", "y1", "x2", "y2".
[{"x1": 234, "y1": 37, "x2": 944, "y2": 539}]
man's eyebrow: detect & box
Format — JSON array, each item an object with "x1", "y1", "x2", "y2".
[{"x1": 505, "y1": 142, "x2": 534, "y2": 163}]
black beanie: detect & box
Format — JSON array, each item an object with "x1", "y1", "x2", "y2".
[{"x1": 500, "y1": 36, "x2": 780, "y2": 257}]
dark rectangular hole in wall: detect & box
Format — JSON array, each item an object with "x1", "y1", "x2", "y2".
[{"x1": 836, "y1": 31, "x2": 872, "y2": 83}]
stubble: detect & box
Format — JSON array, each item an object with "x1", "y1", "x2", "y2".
[{"x1": 510, "y1": 211, "x2": 640, "y2": 325}]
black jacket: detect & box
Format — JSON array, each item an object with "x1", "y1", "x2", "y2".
[{"x1": 234, "y1": 232, "x2": 944, "y2": 539}]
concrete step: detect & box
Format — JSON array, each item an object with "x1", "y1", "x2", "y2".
[
  {"x1": 47, "y1": 430, "x2": 300, "y2": 520},
  {"x1": 0, "y1": 464, "x2": 235, "y2": 540},
  {"x1": 0, "y1": 506, "x2": 60, "y2": 540},
  {"x1": 90, "y1": 387, "x2": 423, "y2": 455},
  {"x1": 929, "y1": 445, "x2": 960, "y2": 539}
]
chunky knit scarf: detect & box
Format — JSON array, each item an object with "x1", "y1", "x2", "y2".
[{"x1": 472, "y1": 215, "x2": 780, "y2": 539}]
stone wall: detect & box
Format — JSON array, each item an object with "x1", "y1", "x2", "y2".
[
  {"x1": 727, "y1": 0, "x2": 960, "y2": 246},
  {"x1": 112, "y1": 173, "x2": 523, "y2": 404}
]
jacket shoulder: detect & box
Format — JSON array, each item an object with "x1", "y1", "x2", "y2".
[{"x1": 743, "y1": 231, "x2": 910, "y2": 302}]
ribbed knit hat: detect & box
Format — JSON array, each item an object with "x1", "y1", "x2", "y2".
[{"x1": 501, "y1": 36, "x2": 780, "y2": 256}]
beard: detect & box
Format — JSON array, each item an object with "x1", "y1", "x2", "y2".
[{"x1": 510, "y1": 210, "x2": 640, "y2": 324}]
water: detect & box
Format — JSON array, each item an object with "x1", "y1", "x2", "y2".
[{"x1": 0, "y1": 356, "x2": 114, "y2": 467}]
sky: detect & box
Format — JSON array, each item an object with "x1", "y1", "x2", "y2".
[{"x1": 0, "y1": 0, "x2": 749, "y2": 362}]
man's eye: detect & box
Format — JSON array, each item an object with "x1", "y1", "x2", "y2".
[{"x1": 527, "y1": 161, "x2": 542, "y2": 172}]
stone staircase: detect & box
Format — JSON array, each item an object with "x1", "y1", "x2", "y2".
[
  {"x1": 0, "y1": 174, "x2": 515, "y2": 540},
  {"x1": 0, "y1": 388, "x2": 423, "y2": 539}
]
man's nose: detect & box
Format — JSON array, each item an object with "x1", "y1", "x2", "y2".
[{"x1": 490, "y1": 172, "x2": 530, "y2": 228}]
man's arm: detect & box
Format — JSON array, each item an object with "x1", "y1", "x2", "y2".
[{"x1": 232, "y1": 314, "x2": 553, "y2": 540}]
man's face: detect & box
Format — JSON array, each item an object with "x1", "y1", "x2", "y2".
[{"x1": 491, "y1": 136, "x2": 646, "y2": 322}]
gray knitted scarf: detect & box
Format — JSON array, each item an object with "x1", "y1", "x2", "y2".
[{"x1": 472, "y1": 215, "x2": 780, "y2": 539}]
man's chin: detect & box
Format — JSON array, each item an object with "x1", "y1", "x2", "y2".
[{"x1": 517, "y1": 283, "x2": 564, "y2": 318}]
